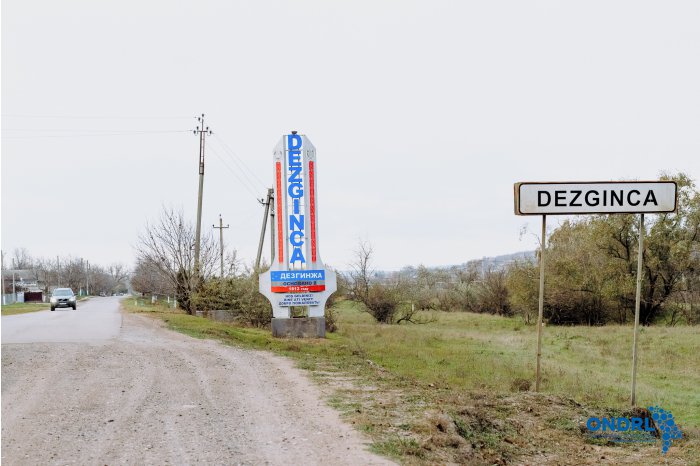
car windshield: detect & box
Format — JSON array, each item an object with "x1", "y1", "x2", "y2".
[{"x1": 52, "y1": 289, "x2": 73, "y2": 297}]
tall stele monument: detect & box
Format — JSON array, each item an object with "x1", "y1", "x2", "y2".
[{"x1": 259, "y1": 132, "x2": 337, "y2": 337}]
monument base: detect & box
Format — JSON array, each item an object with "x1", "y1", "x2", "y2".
[{"x1": 271, "y1": 317, "x2": 325, "y2": 338}]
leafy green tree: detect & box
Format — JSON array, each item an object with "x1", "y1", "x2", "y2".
[
  {"x1": 591, "y1": 173, "x2": 700, "y2": 324},
  {"x1": 506, "y1": 260, "x2": 538, "y2": 324},
  {"x1": 545, "y1": 220, "x2": 614, "y2": 324},
  {"x1": 476, "y1": 268, "x2": 511, "y2": 316},
  {"x1": 505, "y1": 172, "x2": 699, "y2": 326}
]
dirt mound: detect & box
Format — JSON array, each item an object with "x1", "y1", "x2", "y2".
[{"x1": 412, "y1": 391, "x2": 692, "y2": 465}]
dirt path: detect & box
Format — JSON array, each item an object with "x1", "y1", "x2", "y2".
[{"x1": 1, "y1": 312, "x2": 394, "y2": 465}]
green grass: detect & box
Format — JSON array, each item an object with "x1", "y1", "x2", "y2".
[
  {"x1": 1, "y1": 302, "x2": 50, "y2": 315},
  {"x1": 123, "y1": 298, "x2": 700, "y2": 426},
  {"x1": 123, "y1": 298, "x2": 700, "y2": 464},
  {"x1": 370, "y1": 436, "x2": 425, "y2": 459},
  {"x1": 348, "y1": 305, "x2": 700, "y2": 428}
]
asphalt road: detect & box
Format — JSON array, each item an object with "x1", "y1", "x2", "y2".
[
  {"x1": 1, "y1": 297, "x2": 392, "y2": 465},
  {"x1": 1, "y1": 296, "x2": 122, "y2": 343}
]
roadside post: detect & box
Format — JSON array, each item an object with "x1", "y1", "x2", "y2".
[
  {"x1": 258, "y1": 132, "x2": 337, "y2": 338},
  {"x1": 535, "y1": 214, "x2": 546, "y2": 392},
  {"x1": 514, "y1": 181, "x2": 677, "y2": 401},
  {"x1": 631, "y1": 213, "x2": 644, "y2": 406},
  {"x1": 255, "y1": 188, "x2": 274, "y2": 271}
]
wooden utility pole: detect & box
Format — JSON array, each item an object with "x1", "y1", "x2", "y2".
[
  {"x1": 270, "y1": 191, "x2": 276, "y2": 264},
  {"x1": 212, "y1": 215, "x2": 229, "y2": 278},
  {"x1": 255, "y1": 188, "x2": 273, "y2": 270},
  {"x1": 1, "y1": 251, "x2": 5, "y2": 304},
  {"x1": 193, "y1": 114, "x2": 212, "y2": 277}
]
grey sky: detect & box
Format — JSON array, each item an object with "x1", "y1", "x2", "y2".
[{"x1": 2, "y1": 0, "x2": 699, "y2": 271}]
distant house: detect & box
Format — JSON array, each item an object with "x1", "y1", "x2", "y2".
[{"x1": 2, "y1": 269, "x2": 44, "y2": 293}]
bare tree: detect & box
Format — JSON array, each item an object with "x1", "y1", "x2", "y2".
[
  {"x1": 108, "y1": 264, "x2": 129, "y2": 284},
  {"x1": 2, "y1": 248, "x2": 131, "y2": 297},
  {"x1": 131, "y1": 258, "x2": 173, "y2": 296},
  {"x1": 88, "y1": 264, "x2": 113, "y2": 295},
  {"x1": 350, "y1": 240, "x2": 373, "y2": 303},
  {"x1": 11, "y1": 248, "x2": 33, "y2": 269},
  {"x1": 62, "y1": 257, "x2": 85, "y2": 293},
  {"x1": 348, "y1": 240, "x2": 431, "y2": 324},
  {"x1": 224, "y1": 250, "x2": 242, "y2": 277},
  {"x1": 134, "y1": 207, "x2": 217, "y2": 313},
  {"x1": 105, "y1": 263, "x2": 130, "y2": 293}
]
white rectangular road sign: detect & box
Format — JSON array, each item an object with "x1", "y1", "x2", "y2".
[{"x1": 514, "y1": 181, "x2": 677, "y2": 216}]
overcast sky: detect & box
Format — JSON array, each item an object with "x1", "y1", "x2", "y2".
[{"x1": 2, "y1": 0, "x2": 699, "y2": 271}]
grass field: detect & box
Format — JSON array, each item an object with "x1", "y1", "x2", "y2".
[
  {"x1": 1, "y1": 302, "x2": 50, "y2": 315},
  {"x1": 333, "y1": 304, "x2": 700, "y2": 428},
  {"x1": 123, "y1": 298, "x2": 699, "y2": 464}
]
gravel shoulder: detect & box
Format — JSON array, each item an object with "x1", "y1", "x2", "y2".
[{"x1": 1, "y1": 312, "x2": 394, "y2": 465}]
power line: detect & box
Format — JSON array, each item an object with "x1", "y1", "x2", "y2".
[
  {"x1": 2, "y1": 114, "x2": 193, "y2": 120},
  {"x1": 207, "y1": 143, "x2": 262, "y2": 201},
  {"x1": 2, "y1": 130, "x2": 191, "y2": 139},
  {"x1": 208, "y1": 137, "x2": 266, "y2": 194},
  {"x1": 212, "y1": 134, "x2": 267, "y2": 189},
  {"x1": 2, "y1": 128, "x2": 187, "y2": 132},
  {"x1": 210, "y1": 136, "x2": 267, "y2": 193}
]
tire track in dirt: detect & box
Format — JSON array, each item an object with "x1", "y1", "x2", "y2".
[{"x1": 2, "y1": 311, "x2": 394, "y2": 465}]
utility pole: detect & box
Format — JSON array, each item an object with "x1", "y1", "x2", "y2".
[
  {"x1": 57, "y1": 255, "x2": 60, "y2": 287},
  {"x1": 255, "y1": 188, "x2": 273, "y2": 270},
  {"x1": 1, "y1": 250, "x2": 5, "y2": 305},
  {"x1": 270, "y1": 191, "x2": 276, "y2": 264},
  {"x1": 212, "y1": 215, "x2": 229, "y2": 278},
  {"x1": 193, "y1": 114, "x2": 212, "y2": 278},
  {"x1": 86, "y1": 260, "x2": 90, "y2": 296}
]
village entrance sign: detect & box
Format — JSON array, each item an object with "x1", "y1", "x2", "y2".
[
  {"x1": 514, "y1": 180, "x2": 677, "y2": 405},
  {"x1": 259, "y1": 132, "x2": 336, "y2": 338}
]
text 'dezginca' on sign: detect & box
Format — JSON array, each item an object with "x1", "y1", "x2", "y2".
[{"x1": 514, "y1": 181, "x2": 677, "y2": 216}]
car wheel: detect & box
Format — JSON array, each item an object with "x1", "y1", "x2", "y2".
[
  {"x1": 72, "y1": 305, "x2": 76, "y2": 310},
  {"x1": 51, "y1": 306, "x2": 55, "y2": 311}
]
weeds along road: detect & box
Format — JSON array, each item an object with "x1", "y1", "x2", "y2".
[{"x1": 1, "y1": 297, "x2": 393, "y2": 465}]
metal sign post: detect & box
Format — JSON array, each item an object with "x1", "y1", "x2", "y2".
[
  {"x1": 535, "y1": 214, "x2": 546, "y2": 392},
  {"x1": 630, "y1": 213, "x2": 644, "y2": 406},
  {"x1": 514, "y1": 181, "x2": 677, "y2": 396}
]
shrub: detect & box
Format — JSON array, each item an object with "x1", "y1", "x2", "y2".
[{"x1": 190, "y1": 274, "x2": 272, "y2": 327}]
